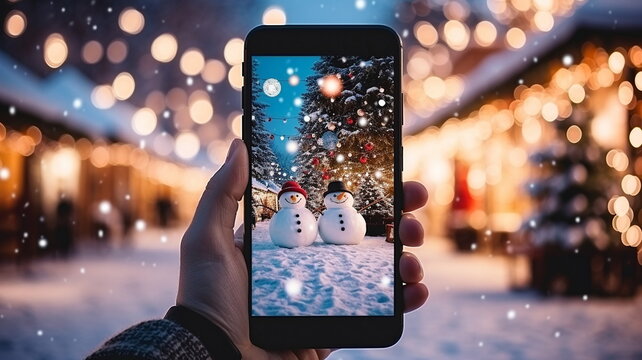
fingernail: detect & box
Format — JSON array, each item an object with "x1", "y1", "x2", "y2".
[{"x1": 226, "y1": 139, "x2": 242, "y2": 162}]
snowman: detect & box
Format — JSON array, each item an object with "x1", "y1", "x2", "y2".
[
  {"x1": 269, "y1": 181, "x2": 317, "y2": 248},
  {"x1": 318, "y1": 181, "x2": 366, "y2": 245}
]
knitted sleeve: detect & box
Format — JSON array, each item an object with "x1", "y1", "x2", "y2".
[{"x1": 85, "y1": 319, "x2": 212, "y2": 360}]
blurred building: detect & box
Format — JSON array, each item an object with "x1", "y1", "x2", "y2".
[{"x1": 404, "y1": 3, "x2": 642, "y2": 294}]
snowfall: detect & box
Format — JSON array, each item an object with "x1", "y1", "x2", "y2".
[
  {"x1": 0, "y1": 226, "x2": 641, "y2": 360},
  {"x1": 251, "y1": 221, "x2": 394, "y2": 316}
]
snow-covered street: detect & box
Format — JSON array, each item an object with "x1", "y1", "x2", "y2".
[{"x1": 0, "y1": 227, "x2": 640, "y2": 359}]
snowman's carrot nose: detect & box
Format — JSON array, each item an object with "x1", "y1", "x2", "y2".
[
  {"x1": 337, "y1": 192, "x2": 345, "y2": 201},
  {"x1": 290, "y1": 195, "x2": 297, "y2": 202}
]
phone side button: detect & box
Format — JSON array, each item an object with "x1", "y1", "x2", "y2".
[
  {"x1": 400, "y1": 145, "x2": 403, "y2": 172},
  {"x1": 241, "y1": 86, "x2": 245, "y2": 109},
  {"x1": 400, "y1": 92, "x2": 404, "y2": 126}
]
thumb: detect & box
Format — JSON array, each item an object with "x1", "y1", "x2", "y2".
[{"x1": 187, "y1": 139, "x2": 248, "y2": 255}]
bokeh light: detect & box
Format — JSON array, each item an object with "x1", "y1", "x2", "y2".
[
  {"x1": 91, "y1": 85, "x2": 116, "y2": 109},
  {"x1": 151, "y1": 33, "x2": 178, "y2": 63},
  {"x1": 262, "y1": 7, "x2": 287, "y2": 25},
  {"x1": 180, "y1": 48, "x2": 205, "y2": 76},
  {"x1": 112, "y1": 72, "x2": 135, "y2": 100},
  {"x1": 82, "y1": 40, "x2": 103, "y2": 64},
  {"x1": 131, "y1": 108, "x2": 157, "y2": 136},
  {"x1": 474, "y1": 21, "x2": 497, "y2": 47},
  {"x1": 107, "y1": 40, "x2": 128, "y2": 64},
  {"x1": 228, "y1": 64, "x2": 243, "y2": 91},
  {"x1": 506, "y1": 27, "x2": 526, "y2": 49},
  {"x1": 175, "y1": 132, "x2": 200, "y2": 160},
  {"x1": 201, "y1": 59, "x2": 226, "y2": 84},
  {"x1": 118, "y1": 8, "x2": 145, "y2": 35},
  {"x1": 4, "y1": 10, "x2": 27, "y2": 38},
  {"x1": 44, "y1": 33, "x2": 68, "y2": 68},
  {"x1": 224, "y1": 38, "x2": 244, "y2": 66}
]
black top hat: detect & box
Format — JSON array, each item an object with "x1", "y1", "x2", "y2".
[{"x1": 323, "y1": 180, "x2": 353, "y2": 197}]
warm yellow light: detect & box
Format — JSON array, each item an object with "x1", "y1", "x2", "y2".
[
  {"x1": 533, "y1": 0, "x2": 554, "y2": 11},
  {"x1": 423, "y1": 76, "x2": 446, "y2": 100},
  {"x1": 511, "y1": 0, "x2": 530, "y2": 12},
  {"x1": 473, "y1": 21, "x2": 497, "y2": 47},
  {"x1": 608, "y1": 51, "x2": 625, "y2": 73},
  {"x1": 506, "y1": 27, "x2": 526, "y2": 49},
  {"x1": 618, "y1": 81, "x2": 634, "y2": 105},
  {"x1": 319, "y1": 75, "x2": 343, "y2": 98},
  {"x1": 118, "y1": 8, "x2": 144, "y2": 35},
  {"x1": 262, "y1": 6, "x2": 286, "y2": 25},
  {"x1": 566, "y1": 125, "x2": 582, "y2": 143},
  {"x1": 414, "y1": 21, "x2": 438, "y2": 48},
  {"x1": 107, "y1": 40, "x2": 128, "y2": 63},
  {"x1": 166, "y1": 88, "x2": 187, "y2": 110},
  {"x1": 112, "y1": 72, "x2": 135, "y2": 100},
  {"x1": 5, "y1": 10, "x2": 26, "y2": 38},
  {"x1": 131, "y1": 108, "x2": 157, "y2": 136},
  {"x1": 541, "y1": 102, "x2": 558, "y2": 122},
  {"x1": 621, "y1": 174, "x2": 641, "y2": 196},
  {"x1": 630, "y1": 46, "x2": 642, "y2": 68},
  {"x1": 534, "y1": 11, "x2": 554, "y2": 32},
  {"x1": 523, "y1": 96, "x2": 542, "y2": 116},
  {"x1": 630, "y1": 127, "x2": 642, "y2": 148},
  {"x1": 568, "y1": 84, "x2": 585, "y2": 103},
  {"x1": 596, "y1": 68, "x2": 614, "y2": 88},
  {"x1": 407, "y1": 54, "x2": 431, "y2": 80},
  {"x1": 612, "y1": 151, "x2": 629, "y2": 172},
  {"x1": 522, "y1": 117, "x2": 541, "y2": 144},
  {"x1": 44, "y1": 33, "x2": 68, "y2": 68},
  {"x1": 614, "y1": 215, "x2": 631, "y2": 233},
  {"x1": 614, "y1": 196, "x2": 630, "y2": 216},
  {"x1": 175, "y1": 132, "x2": 200, "y2": 160},
  {"x1": 91, "y1": 85, "x2": 115, "y2": 109},
  {"x1": 228, "y1": 64, "x2": 243, "y2": 91},
  {"x1": 224, "y1": 38, "x2": 244, "y2": 66},
  {"x1": 443, "y1": 20, "x2": 469, "y2": 51},
  {"x1": 151, "y1": 33, "x2": 178, "y2": 63},
  {"x1": 189, "y1": 99, "x2": 213, "y2": 124},
  {"x1": 82, "y1": 40, "x2": 103, "y2": 64},
  {"x1": 91, "y1": 146, "x2": 110, "y2": 168},
  {"x1": 201, "y1": 59, "x2": 226, "y2": 84},
  {"x1": 636, "y1": 72, "x2": 642, "y2": 91},
  {"x1": 179, "y1": 48, "x2": 205, "y2": 76},
  {"x1": 625, "y1": 225, "x2": 642, "y2": 247},
  {"x1": 231, "y1": 113, "x2": 242, "y2": 137},
  {"x1": 444, "y1": 76, "x2": 464, "y2": 100}
]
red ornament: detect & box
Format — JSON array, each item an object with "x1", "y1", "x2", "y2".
[
  {"x1": 359, "y1": 155, "x2": 368, "y2": 164},
  {"x1": 322, "y1": 170, "x2": 330, "y2": 180},
  {"x1": 269, "y1": 134, "x2": 274, "y2": 140},
  {"x1": 346, "y1": 117, "x2": 354, "y2": 125},
  {"x1": 306, "y1": 134, "x2": 313, "y2": 139},
  {"x1": 348, "y1": 72, "x2": 354, "y2": 79},
  {"x1": 328, "y1": 150, "x2": 335, "y2": 158},
  {"x1": 311, "y1": 157, "x2": 320, "y2": 166},
  {"x1": 364, "y1": 142, "x2": 374, "y2": 152}
]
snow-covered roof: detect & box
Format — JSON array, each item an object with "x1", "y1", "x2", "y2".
[
  {"x1": 0, "y1": 51, "x2": 211, "y2": 168},
  {"x1": 404, "y1": 0, "x2": 642, "y2": 135}
]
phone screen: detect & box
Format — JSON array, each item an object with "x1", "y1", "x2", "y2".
[{"x1": 250, "y1": 55, "x2": 396, "y2": 316}]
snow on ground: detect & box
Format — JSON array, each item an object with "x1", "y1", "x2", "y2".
[
  {"x1": 251, "y1": 221, "x2": 394, "y2": 316},
  {"x1": 0, "y1": 227, "x2": 640, "y2": 360}
]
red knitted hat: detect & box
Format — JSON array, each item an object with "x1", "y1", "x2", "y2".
[{"x1": 278, "y1": 180, "x2": 307, "y2": 199}]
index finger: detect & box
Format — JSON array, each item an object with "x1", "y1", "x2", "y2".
[{"x1": 403, "y1": 181, "x2": 428, "y2": 212}]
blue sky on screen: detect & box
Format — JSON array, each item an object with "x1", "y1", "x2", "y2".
[{"x1": 254, "y1": 56, "x2": 318, "y2": 171}]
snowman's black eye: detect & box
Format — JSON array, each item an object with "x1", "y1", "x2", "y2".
[{"x1": 333, "y1": 194, "x2": 337, "y2": 197}]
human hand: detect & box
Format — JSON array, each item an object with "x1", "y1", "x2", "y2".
[{"x1": 177, "y1": 139, "x2": 429, "y2": 359}]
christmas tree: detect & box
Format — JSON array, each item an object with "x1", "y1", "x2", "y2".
[
  {"x1": 294, "y1": 56, "x2": 395, "y2": 211},
  {"x1": 524, "y1": 109, "x2": 618, "y2": 250},
  {"x1": 355, "y1": 172, "x2": 393, "y2": 218},
  {"x1": 250, "y1": 58, "x2": 280, "y2": 183}
]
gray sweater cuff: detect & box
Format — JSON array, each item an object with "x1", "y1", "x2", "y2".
[{"x1": 86, "y1": 319, "x2": 212, "y2": 360}]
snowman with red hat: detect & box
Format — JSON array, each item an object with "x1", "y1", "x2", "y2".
[{"x1": 269, "y1": 181, "x2": 318, "y2": 248}]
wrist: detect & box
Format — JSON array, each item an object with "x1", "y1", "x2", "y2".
[{"x1": 165, "y1": 305, "x2": 242, "y2": 360}]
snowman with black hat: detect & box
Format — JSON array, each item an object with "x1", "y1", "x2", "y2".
[
  {"x1": 269, "y1": 181, "x2": 317, "y2": 248},
  {"x1": 318, "y1": 180, "x2": 366, "y2": 245}
]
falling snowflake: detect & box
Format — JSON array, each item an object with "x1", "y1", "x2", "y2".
[
  {"x1": 507, "y1": 309, "x2": 516, "y2": 320},
  {"x1": 73, "y1": 98, "x2": 82, "y2": 109},
  {"x1": 285, "y1": 278, "x2": 302, "y2": 297},
  {"x1": 135, "y1": 219, "x2": 146, "y2": 231}
]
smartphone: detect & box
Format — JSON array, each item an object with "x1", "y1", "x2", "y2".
[{"x1": 243, "y1": 25, "x2": 403, "y2": 349}]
